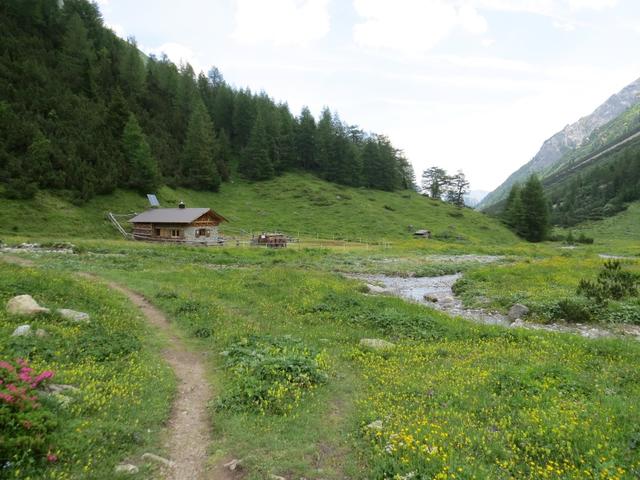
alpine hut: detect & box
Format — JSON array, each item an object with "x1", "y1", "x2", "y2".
[{"x1": 129, "y1": 202, "x2": 228, "y2": 245}]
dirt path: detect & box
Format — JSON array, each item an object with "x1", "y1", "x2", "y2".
[
  {"x1": 1, "y1": 255, "x2": 234, "y2": 479},
  {"x1": 78, "y1": 275, "x2": 217, "y2": 480}
]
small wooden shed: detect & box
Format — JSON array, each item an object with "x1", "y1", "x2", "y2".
[{"x1": 129, "y1": 205, "x2": 227, "y2": 245}]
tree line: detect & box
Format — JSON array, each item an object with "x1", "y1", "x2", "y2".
[
  {"x1": 420, "y1": 167, "x2": 470, "y2": 207},
  {"x1": 0, "y1": 0, "x2": 415, "y2": 202}
]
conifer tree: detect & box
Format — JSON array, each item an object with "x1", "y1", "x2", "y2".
[
  {"x1": 240, "y1": 112, "x2": 274, "y2": 180},
  {"x1": 122, "y1": 113, "x2": 159, "y2": 192},
  {"x1": 295, "y1": 106, "x2": 316, "y2": 170},
  {"x1": 182, "y1": 100, "x2": 221, "y2": 191},
  {"x1": 519, "y1": 174, "x2": 550, "y2": 242}
]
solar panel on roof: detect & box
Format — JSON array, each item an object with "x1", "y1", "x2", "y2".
[{"x1": 147, "y1": 194, "x2": 160, "y2": 207}]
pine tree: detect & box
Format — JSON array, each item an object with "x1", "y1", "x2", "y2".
[
  {"x1": 122, "y1": 113, "x2": 160, "y2": 192},
  {"x1": 519, "y1": 174, "x2": 550, "y2": 242},
  {"x1": 295, "y1": 106, "x2": 316, "y2": 170},
  {"x1": 182, "y1": 100, "x2": 221, "y2": 191},
  {"x1": 240, "y1": 112, "x2": 274, "y2": 180}
]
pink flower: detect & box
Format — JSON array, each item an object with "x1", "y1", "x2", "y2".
[
  {"x1": 0, "y1": 361, "x2": 15, "y2": 372},
  {"x1": 46, "y1": 453, "x2": 57, "y2": 463},
  {"x1": 32, "y1": 370, "x2": 54, "y2": 387},
  {"x1": 0, "y1": 392, "x2": 14, "y2": 403}
]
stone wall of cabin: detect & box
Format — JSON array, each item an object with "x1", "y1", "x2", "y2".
[{"x1": 183, "y1": 226, "x2": 220, "y2": 245}]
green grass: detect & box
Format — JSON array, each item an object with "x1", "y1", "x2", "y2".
[
  {"x1": 0, "y1": 173, "x2": 518, "y2": 246},
  {"x1": 0, "y1": 263, "x2": 174, "y2": 479},
  {"x1": 4, "y1": 242, "x2": 640, "y2": 479},
  {"x1": 453, "y1": 252, "x2": 640, "y2": 324},
  {"x1": 568, "y1": 201, "x2": 640, "y2": 256}
]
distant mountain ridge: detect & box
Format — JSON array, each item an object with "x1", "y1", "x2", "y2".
[{"x1": 478, "y1": 76, "x2": 640, "y2": 210}]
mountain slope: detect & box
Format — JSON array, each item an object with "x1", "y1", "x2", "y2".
[
  {"x1": 0, "y1": 173, "x2": 518, "y2": 245},
  {"x1": 479, "y1": 77, "x2": 640, "y2": 210}
]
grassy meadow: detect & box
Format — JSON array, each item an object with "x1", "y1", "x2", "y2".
[
  {"x1": 1, "y1": 183, "x2": 640, "y2": 479},
  {"x1": 0, "y1": 173, "x2": 518, "y2": 246}
]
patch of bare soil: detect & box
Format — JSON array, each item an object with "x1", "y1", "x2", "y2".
[
  {"x1": 0, "y1": 253, "x2": 35, "y2": 267},
  {"x1": 77, "y1": 274, "x2": 232, "y2": 480}
]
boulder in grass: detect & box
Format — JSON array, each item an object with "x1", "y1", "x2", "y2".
[
  {"x1": 6, "y1": 295, "x2": 50, "y2": 316},
  {"x1": 508, "y1": 304, "x2": 529, "y2": 321},
  {"x1": 359, "y1": 338, "x2": 396, "y2": 351},
  {"x1": 57, "y1": 309, "x2": 90, "y2": 323},
  {"x1": 11, "y1": 324, "x2": 32, "y2": 337},
  {"x1": 115, "y1": 464, "x2": 139, "y2": 474}
]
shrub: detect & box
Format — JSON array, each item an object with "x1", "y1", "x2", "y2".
[
  {"x1": 216, "y1": 335, "x2": 328, "y2": 414},
  {"x1": 577, "y1": 260, "x2": 639, "y2": 304},
  {"x1": 554, "y1": 298, "x2": 600, "y2": 323},
  {"x1": 0, "y1": 359, "x2": 57, "y2": 468}
]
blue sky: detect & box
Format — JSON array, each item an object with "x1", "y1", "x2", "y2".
[{"x1": 97, "y1": 0, "x2": 640, "y2": 191}]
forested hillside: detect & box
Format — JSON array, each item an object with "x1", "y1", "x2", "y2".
[
  {"x1": 0, "y1": 0, "x2": 414, "y2": 203},
  {"x1": 479, "y1": 76, "x2": 640, "y2": 211}
]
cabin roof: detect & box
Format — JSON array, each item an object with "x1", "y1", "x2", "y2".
[{"x1": 129, "y1": 208, "x2": 226, "y2": 224}]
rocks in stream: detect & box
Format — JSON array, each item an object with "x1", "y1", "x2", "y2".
[
  {"x1": 508, "y1": 303, "x2": 529, "y2": 321},
  {"x1": 6, "y1": 295, "x2": 50, "y2": 316},
  {"x1": 366, "y1": 284, "x2": 387, "y2": 294},
  {"x1": 423, "y1": 293, "x2": 438, "y2": 303}
]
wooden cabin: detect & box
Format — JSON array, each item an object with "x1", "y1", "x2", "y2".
[{"x1": 129, "y1": 205, "x2": 227, "y2": 245}]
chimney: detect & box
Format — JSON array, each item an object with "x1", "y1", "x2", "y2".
[{"x1": 178, "y1": 201, "x2": 186, "y2": 209}]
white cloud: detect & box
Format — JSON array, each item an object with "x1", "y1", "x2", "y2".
[
  {"x1": 567, "y1": 0, "x2": 618, "y2": 11},
  {"x1": 352, "y1": 0, "x2": 487, "y2": 53},
  {"x1": 142, "y1": 42, "x2": 205, "y2": 73},
  {"x1": 106, "y1": 22, "x2": 126, "y2": 38},
  {"x1": 232, "y1": 0, "x2": 330, "y2": 46}
]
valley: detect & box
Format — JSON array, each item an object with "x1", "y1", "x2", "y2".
[{"x1": 1, "y1": 188, "x2": 639, "y2": 479}]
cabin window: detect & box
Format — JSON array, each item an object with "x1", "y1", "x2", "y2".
[
  {"x1": 154, "y1": 228, "x2": 161, "y2": 236},
  {"x1": 196, "y1": 228, "x2": 208, "y2": 238},
  {"x1": 171, "y1": 229, "x2": 182, "y2": 238}
]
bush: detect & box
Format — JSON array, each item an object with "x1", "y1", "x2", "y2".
[
  {"x1": 0, "y1": 359, "x2": 57, "y2": 468},
  {"x1": 554, "y1": 298, "x2": 600, "y2": 323},
  {"x1": 216, "y1": 336, "x2": 328, "y2": 414},
  {"x1": 577, "y1": 260, "x2": 639, "y2": 304}
]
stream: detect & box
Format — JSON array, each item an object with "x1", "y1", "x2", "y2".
[{"x1": 353, "y1": 273, "x2": 640, "y2": 341}]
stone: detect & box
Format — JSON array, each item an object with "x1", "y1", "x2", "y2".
[
  {"x1": 359, "y1": 338, "x2": 396, "y2": 351},
  {"x1": 6, "y1": 295, "x2": 50, "y2": 316},
  {"x1": 366, "y1": 284, "x2": 387, "y2": 294},
  {"x1": 45, "y1": 383, "x2": 79, "y2": 394},
  {"x1": 423, "y1": 294, "x2": 438, "y2": 303},
  {"x1": 366, "y1": 419, "x2": 383, "y2": 431},
  {"x1": 11, "y1": 324, "x2": 32, "y2": 337},
  {"x1": 223, "y1": 458, "x2": 242, "y2": 471},
  {"x1": 440, "y1": 296, "x2": 455, "y2": 304},
  {"x1": 269, "y1": 475, "x2": 286, "y2": 480},
  {"x1": 115, "y1": 464, "x2": 139, "y2": 474},
  {"x1": 508, "y1": 304, "x2": 529, "y2": 321},
  {"x1": 510, "y1": 318, "x2": 525, "y2": 328},
  {"x1": 142, "y1": 452, "x2": 175, "y2": 468},
  {"x1": 57, "y1": 308, "x2": 90, "y2": 322},
  {"x1": 35, "y1": 328, "x2": 48, "y2": 338}
]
